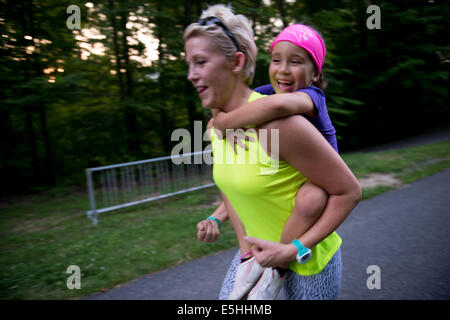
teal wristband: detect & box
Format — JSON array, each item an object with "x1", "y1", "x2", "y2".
[
  {"x1": 206, "y1": 216, "x2": 222, "y2": 229},
  {"x1": 291, "y1": 239, "x2": 309, "y2": 255},
  {"x1": 291, "y1": 239, "x2": 312, "y2": 264}
]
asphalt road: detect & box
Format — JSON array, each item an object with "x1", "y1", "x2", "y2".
[
  {"x1": 87, "y1": 131, "x2": 450, "y2": 300},
  {"x1": 337, "y1": 167, "x2": 450, "y2": 299}
]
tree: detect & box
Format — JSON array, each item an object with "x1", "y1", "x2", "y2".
[{"x1": 0, "y1": 0, "x2": 448, "y2": 194}]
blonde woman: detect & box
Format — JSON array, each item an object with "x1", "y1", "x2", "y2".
[{"x1": 184, "y1": 4, "x2": 361, "y2": 300}]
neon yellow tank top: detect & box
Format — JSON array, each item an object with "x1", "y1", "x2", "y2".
[{"x1": 211, "y1": 91, "x2": 341, "y2": 276}]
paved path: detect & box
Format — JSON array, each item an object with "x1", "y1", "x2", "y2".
[
  {"x1": 87, "y1": 132, "x2": 450, "y2": 300},
  {"x1": 87, "y1": 168, "x2": 450, "y2": 300},
  {"x1": 337, "y1": 168, "x2": 450, "y2": 299},
  {"x1": 347, "y1": 127, "x2": 450, "y2": 153}
]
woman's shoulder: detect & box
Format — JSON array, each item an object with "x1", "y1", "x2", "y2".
[
  {"x1": 259, "y1": 114, "x2": 313, "y2": 133},
  {"x1": 259, "y1": 115, "x2": 317, "y2": 160}
]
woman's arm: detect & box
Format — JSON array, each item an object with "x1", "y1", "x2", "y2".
[
  {"x1": 213, "y1": 92, "x2": 315, "y2": 135},
  {"x1": 279, "y1": 116, "x2": 361, "y2": 248},
  {"x1": 247, "y1": 116, "x2": 361, "y2": 267},
  {"x1": 197, "y1": 201, "x2": 228, "y2": 242},
  {"x1": 198, "y1": 119, "x2": 248, "y2": 248},
  {"x1": 197, "y1": 193, "x2": 252, "y2": 256},
  {"x1": 197, "y1": 117, "x2": 228, "y2": 242}
]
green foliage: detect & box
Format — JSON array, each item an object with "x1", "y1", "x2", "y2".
[
  {"x1": 0, "y1": 186, "x2": 238, "y2": 299},
  {"x1": 0, "y1": 0, "x2": 449, "y2": 193}
]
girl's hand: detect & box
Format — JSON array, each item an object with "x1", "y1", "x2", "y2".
[
  {"x1": 213, "y1": 112, "x2": 255, "y2": 154},
  {"x1": 213, "y1": 111, "x2": 228, "y2": 137},
  {"x1": 244, "y1": 236, "x2": 297, "y2": 268},
  {"x1": 197, "y1": 219, "x2": 220, "y2": 242},
  {"x1": 225, "y1": 129, "x2": 255, "y2": 154}
]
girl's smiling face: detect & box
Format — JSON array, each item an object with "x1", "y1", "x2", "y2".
[{"x1": 269, "y1": 41, "x2": 319, "y2": 94}]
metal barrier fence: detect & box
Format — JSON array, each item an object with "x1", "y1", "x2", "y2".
[{"x1": 85, "y1": 150, "x2": 214, "y2": 225}]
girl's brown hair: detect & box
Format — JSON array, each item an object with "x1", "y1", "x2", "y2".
[{"x1": 303, "y1": 24, "x2": 327, "y2": 91}]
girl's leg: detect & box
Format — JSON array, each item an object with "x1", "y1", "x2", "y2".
[{"x1": 281, "y1": 181, "x2": 328, "y2": 244}]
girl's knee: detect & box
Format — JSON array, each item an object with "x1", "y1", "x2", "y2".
[
  {"x1": 299, "y1": 182, "x2": 327, "y2": 201},
  {"x1": 297, "y1": 183, "x2": 328, "y2": 215}
]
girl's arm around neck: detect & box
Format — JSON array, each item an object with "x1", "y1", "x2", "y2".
[{"x1": 214, "y1": 92, "x2": 315, "y2": 134}]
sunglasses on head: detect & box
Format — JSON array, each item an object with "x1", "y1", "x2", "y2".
[{"x1": 197, "y1": 16, "x2": 242, "y2": 53}]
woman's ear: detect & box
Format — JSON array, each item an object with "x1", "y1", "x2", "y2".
[{"x1": 231, "y1": 51, "x2": 246, "y2": 74}]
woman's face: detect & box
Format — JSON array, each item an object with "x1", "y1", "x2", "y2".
[
  {"x1": 185, "y1": 35, "x2": 235, "y2": 110},
  {"x1": 269, "y1": 41, "x2": 318, "y2": 94}
]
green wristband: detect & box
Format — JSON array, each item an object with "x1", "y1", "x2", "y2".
[{"x1": 206, "y1": 216, "x2": 222, "y2": 230}]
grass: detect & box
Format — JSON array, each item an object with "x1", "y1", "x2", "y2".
[
  {"x1": 0, "y1": 187, "x2": 235, "y2": 300},
  {"x1": 1, "y1": 139, "x2": 449, "y2": 299},
  {"x1": 342, "y1": 139, "x2": 450, "y2": 199}
]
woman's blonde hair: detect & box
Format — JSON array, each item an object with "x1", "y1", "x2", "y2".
[{"x1": 183, "y1": 4, "x2": 257, "y2": 85}]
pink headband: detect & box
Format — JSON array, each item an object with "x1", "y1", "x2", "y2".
[{"x1": 270, "y1": 24, "x2": 326, "y2": 74}]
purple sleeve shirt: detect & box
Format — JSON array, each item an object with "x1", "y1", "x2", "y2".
[{"x1": 253, "y1": 84, "x2": 339, "y2": 153}]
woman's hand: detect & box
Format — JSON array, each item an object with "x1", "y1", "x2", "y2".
[
  {"x1": 197, "y1": 219, "x2": 220, "y2": 242},
  {"x1": 245, "y1": 236, "x2": 297, "y2": 268}
]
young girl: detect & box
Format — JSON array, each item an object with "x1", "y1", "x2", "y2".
[{"x1": 197, "y1": 24, "x2": 340, "y2": 300}]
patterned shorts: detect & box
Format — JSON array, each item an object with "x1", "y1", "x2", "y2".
[{"x1": 218, "y1": 248, "x2": 342, "y2": 300}]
